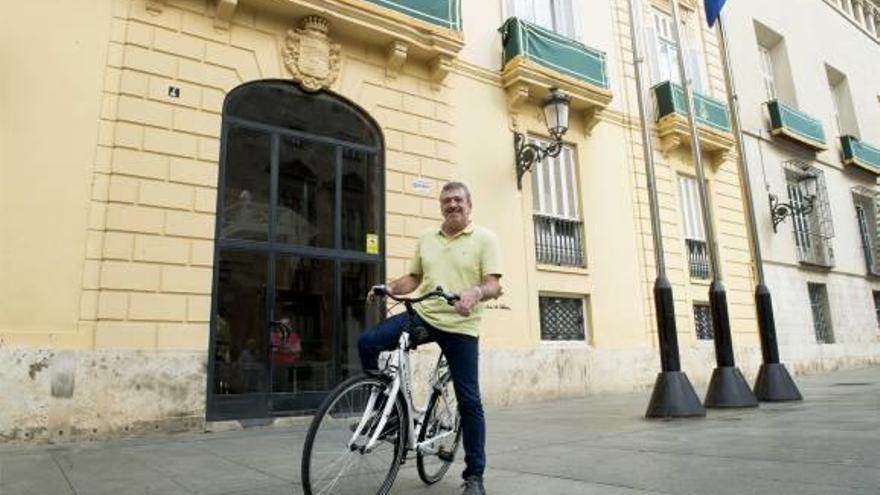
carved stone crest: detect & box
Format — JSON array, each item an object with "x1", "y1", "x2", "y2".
[{"x1": 283, "y1": 16, "x2": 341, "y2": 92}]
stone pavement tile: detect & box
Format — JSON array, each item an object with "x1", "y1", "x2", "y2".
[
  {"x1": 208, "y1": 481, "x2": 302, "y2": 495},
  {"x1": 0, "y1": 452, "x2": 75, "y2": 495},
  {"x1": 489, "y1": 441, "x2": 880, "y2": 495}
]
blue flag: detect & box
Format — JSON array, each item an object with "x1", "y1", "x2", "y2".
[{"x1": 705, "y1": 0, "x2": 727, "y2": 27}]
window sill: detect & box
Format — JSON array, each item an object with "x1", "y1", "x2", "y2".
[
  {"x1": 536, "y1": 263, "x2": 589, "y2": 275},
  {"x1": 540, "y1": 339, "x2": 590, "y2": 348},
  {"x1": 689, "y1": 277, "x2": 711, "y2": 285}
]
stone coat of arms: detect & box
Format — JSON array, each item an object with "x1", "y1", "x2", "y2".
[{"x1": 283, "y1": 15, "x2": 341, "y2": 92}]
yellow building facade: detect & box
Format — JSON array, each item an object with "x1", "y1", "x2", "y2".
[{"x1": 1, "y1": 0, "x2": 773, "y2": 441}]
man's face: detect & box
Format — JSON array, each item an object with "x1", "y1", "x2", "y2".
[{"x1": 440, "y1": 188, "x2": 471, "y2": 225}]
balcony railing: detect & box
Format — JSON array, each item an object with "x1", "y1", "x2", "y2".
[
  {"x1": 500, "y1": 17, "x2": 609, "y2": 89},
  {"x1": 534, "y1": 214, "x2": 585, "y2": 267},
  {"x1": 766, "y1": 100, "x2": 828, "y2": 151},
  {"x1": 686, "y1": 239, "x2": 710, "y2": 280},
  {"x1": 652, "y1": 81, "x2": 731, "y2": 133},
  {"x1": 364, "y1": 0, "x2": 462, "y2": 30},
  {"x1": 841, "y1": 135, "x2": 880, "y2": 174}
]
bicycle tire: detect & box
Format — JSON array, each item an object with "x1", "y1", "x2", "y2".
[
  {"x1": 301, "y1": 374, "x2": 407, "y2": 495},
  {"x1": 416, "y1": 375, "x2": 462, "y2": 485}
]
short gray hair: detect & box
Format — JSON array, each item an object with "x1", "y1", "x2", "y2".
[{"x1": 440, "y1": 181, "x2": 471, "y2": 206}]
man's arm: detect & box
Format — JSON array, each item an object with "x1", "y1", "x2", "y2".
[{"x1": 387, "y1": 273, "x2": 422, "y2": 296}]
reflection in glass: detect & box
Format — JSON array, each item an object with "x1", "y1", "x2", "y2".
[
  {"x1": 221, "y1": 126, "x2": 271, "y2": 241},
  {"x1": 225, "y1": 82, "x2": 379, "y2": 147},
  {"x1": 340, "y1": 262, "x2": 383, "y2": 379},
  {"x1": 213, "y1": 250, "x2": 268, "y2": 395},
  {"x1": 271, "y1": 256, "x2": 335, "y2": 394},
  {"x1": 342, "y1": 150, "x2": 381, "y2": 252},
  {"x1": 276, "y1": 137, "x2": 335, "y2": 247}
]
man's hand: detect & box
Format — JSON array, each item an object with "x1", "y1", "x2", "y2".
[{"x1": 454, "y1": 287, "x2": 482, "y2": 316}]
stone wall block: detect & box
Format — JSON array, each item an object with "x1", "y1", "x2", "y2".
[
  {"x1": 386, "y1": 192, "x2": 421, "y2": 215},
  {"x1": 123, "y1": 45, "x2": 177, "y2": 77},
  {"x1": 173, "y1": 108, "x2": 221, "y2": 137},
  {"x1": 105, "y1": 204, "x2": 165, "y2": 234},
  {"x1": 112, "y1": 148, "x2": 170, "y2": 180},
  {"x1": 128, "y1": 293, "x2": 188, "y2": 321},
  {"x1": 94, "y1": 322, "x2": 158, "y2": 350},
  {"x1": 114, "y1": 122, "x2": 145, "y2": 149},
  {"x1": 190, "y1": 240, "x2": 214, "y2": 266},
  {"x1": 100, "y1": 261, "x2": 161, "y2": 291},
  {"x1": 139, "y1": 180, "x2": 195, "y2": 210},
  {"x1": 194, "y1": 188, "x2": 217, "y2": 213},
  {"x1": 125, "y1": 20, "x2": 154, "y2": 48},
  {"x1": 143, "y1": 128, "x2": 199, "y2": 157},
  {"x1": 178, "y1": 59, "x2": 240, "y2": 91},
  {"x1": 117, "y1": 95, "x2": 174, "y2": 128},
  {"x1": 157, "y1": 323, "x2": 209, "y2": 350},
  {"x1": 187, "y1": 295, "x2": 212, "y2": 322},
  {"x1": 103, "y1": 232, "x2": 134, "y2": 260},
  {"x1": 153, "y1": 29, "x2": 206, "y2": 60},
  {"x1": 119, "y1": 70, "x2": 150, "y2": 97},
  {"x1": 134, "y1": 234, "x2": 190, "y2": 264},
  {"x1": 169, "y1": 157, "x2": 217, "y2": 186},
  {"x1": 98, "y1": 291, "x2": 129, "y2": 320}
]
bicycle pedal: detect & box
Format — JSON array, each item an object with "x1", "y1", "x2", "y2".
[{"x1": 437, "y1": 448, "x2": 455, "y2": 462}]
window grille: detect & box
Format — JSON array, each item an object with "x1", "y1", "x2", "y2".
[
  {"x1": 852, "y1": 187, "x2": 880, "y2": 276},
  {"x1": 693, "y1": 303, "x2": 713, "y2": 340},
  {"x1": 507, "y1": 0, "x2": 576, "y2": 38},
  {"x1": 785, "y1": 162, "x2": 834, "y2": 267},
  {"x1": 531, "y1": 140, "x2": 585, "y2": 267},
  {"x1": 678, "y1": 175, "x2": 710, "y2": 279},
  {"x1": 539, "y1": 296, "x2": 586, "y2": 341},
  {"x1": 873, "y1": 291, "x2": 880, "y2": 331},
  {"x1": 808, "y1": 283, "x2": 834, "y2": 344}
]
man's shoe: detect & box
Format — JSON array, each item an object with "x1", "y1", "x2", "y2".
[{"x1": 461, "y1": 476, "x2": 485, "y2": 495}]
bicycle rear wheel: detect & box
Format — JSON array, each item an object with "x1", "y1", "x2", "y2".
[
  {"x1": 416, "y1": 374, "x2": 461, "y2": 484},
  {"x1": 301, "y1": 374, "x2": 406, "y2": 495}
]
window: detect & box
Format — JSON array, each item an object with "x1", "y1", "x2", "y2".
[
  {"x1": 825, "y1": 64, "x2": 859, "y2": 137},
  {"x1": 678, "y1": 175, "x2": 710, "y2": 279},
  {"x1": 807, "y1": 283, "x2": 834, "y2": 344},
  {"x1": 753, "y1": 22, "x2": 795, "y2": 105},
  {"x1": 539, "y1": 295, "x2": 587, "y2": 341},
  {"x1": 872, "y1": 291, "x2": 880, "y2": 331},
  {"x1": 758, "y1": 45, "x2": 777, "y2": 101},
  {"x1": 508, "y1": 0, "x2": 577, "y2": 38},
  {"x1": 531, "y1": 140, "x2": 585, "y2": 267},
  {"x1": 785, "y1": 163, "x2": 835, "y2": 267},
  {"x1": 694, "y1": 303, "x2": 713, "y2": 340},
  {"x1": 853, "y1": 188, "x2": 880, "y2": 275},
  {"x1": 649, "y1": 9, "x2": 706, "y2": 92}
]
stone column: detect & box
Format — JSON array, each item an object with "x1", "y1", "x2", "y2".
[
  {"x1": 866, "y1": 7, "x2": 877, "y2": 35},
  {"x1": 853, "y1": 0, "x2": 865, "y2": 24}
]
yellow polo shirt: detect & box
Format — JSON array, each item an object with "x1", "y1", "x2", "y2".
[{"x1": 408, "y1": 223, "x2": 503, "y2": 337}]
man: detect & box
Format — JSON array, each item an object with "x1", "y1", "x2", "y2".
[{"x1": 358, "y1": 181, "x2": 502, "y2": 495}]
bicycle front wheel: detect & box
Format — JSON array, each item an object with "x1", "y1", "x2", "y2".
[
  {"x1": 301, "y1": 374, "x2": 406, "y2": 495},
  {"x1": 416, "y1": 375, "x2": 462, "y2": 484}
]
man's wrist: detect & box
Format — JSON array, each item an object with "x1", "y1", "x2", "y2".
[{"x1": 472, "y1": 285, "x2": 484, "y2": 301}]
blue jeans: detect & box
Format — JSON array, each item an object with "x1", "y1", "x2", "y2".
[{"x1": 358, "y1": 312, "x2": 486, "y2": 480}]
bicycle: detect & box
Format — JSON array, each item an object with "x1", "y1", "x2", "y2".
[{"x1": 301, "y1": 286, "x2": 463, "y2": 495}]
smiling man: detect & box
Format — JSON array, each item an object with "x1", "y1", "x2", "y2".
[{"x1": 358, "y1": 181, "x2": 503, "y2": 495}]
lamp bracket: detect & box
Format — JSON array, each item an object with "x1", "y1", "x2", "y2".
[{"x1": 514, "y1": 132, "x2": 563, "y2": 190}]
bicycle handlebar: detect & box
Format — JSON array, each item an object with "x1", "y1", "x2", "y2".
[{"x1": 373, "y1": 285, "x2": 460, "y2": 306}]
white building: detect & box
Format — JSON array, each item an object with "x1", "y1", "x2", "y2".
[{"x1": 724, "y1": 0, "x2": 880, "y2": 371}]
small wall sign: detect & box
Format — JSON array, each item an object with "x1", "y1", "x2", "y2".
[
  {"x1": 168, "y1": 86, "x2": 180, "y2": 98},
  {"x1": 365, "y1": 233, "x2": 379, "y2": 254},
  {"x1": 411, "y1": 178, "x2": 432, "y2": 195}
]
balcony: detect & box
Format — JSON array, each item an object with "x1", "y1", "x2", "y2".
[
  {"x1": 651, "y1": 81, "x2": 734, "y2": 161},
  {"x1": 182, "y1": 0, "x2": 464, "y2": 83},
  {"x1": 841, "y1": 135, "x2": 880, "y2": 174},
  {"x1": 499, "y1": 17, "x2": 612, "y2": 133},
  {"x1": 766, "y1": 100, "x2": 828, "y2": 152}
]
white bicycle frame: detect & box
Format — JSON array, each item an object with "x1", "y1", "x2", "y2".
[{"x1": 348, "y1": 329, "x2": 456, "y2": 455}]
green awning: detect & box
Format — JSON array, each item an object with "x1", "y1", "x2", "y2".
[
  {"x1": 841, "y1": 135, "x2": 880, "y2": 173},
  {"x1": 652, "y1": 81, "x2": 731, "y2": 133},
  {"x1": 767, "y1": 100, "x2": 827, "y2": 150},
  {"x1": 499, "y1": 17, "x2": 609, "y2": 89},
  {"x1": 364, "y1": 0, "x2": 461, "y2": 30}
]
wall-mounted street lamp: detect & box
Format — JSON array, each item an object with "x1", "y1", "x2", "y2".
[
  {"x1": 769, "y1": 171, "x2": 818, "y2": 232},
  {"x1": 514, "y1": 87, "x2": 571, "y2": 189}
]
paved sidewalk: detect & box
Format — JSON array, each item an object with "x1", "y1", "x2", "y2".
[{"x1": 1, "y1": 367, "x2": 879, "y2": 495}]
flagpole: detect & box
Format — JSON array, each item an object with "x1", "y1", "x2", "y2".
[
  {"x1": 668, "y1": 0, "x2": 757, "y2": 408},
  {"x1": 628, "y1": 0, "x2": 705, "y2": 418},
  {"x1": 716, "y1": 13, "x2": 802, "y2": 401}
]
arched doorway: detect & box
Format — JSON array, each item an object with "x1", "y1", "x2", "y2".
[{"x1": 207, "y1": 80, "x2": 385, "y2": 420}]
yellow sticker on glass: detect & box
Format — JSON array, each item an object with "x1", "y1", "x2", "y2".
[{"x1": 366, "y1": 234, "x2": 379, "y2": 254}]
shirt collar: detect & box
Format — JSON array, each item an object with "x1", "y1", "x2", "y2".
[{"x1": 438, "y1": 222, "x2": 474, "y2": 239}]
